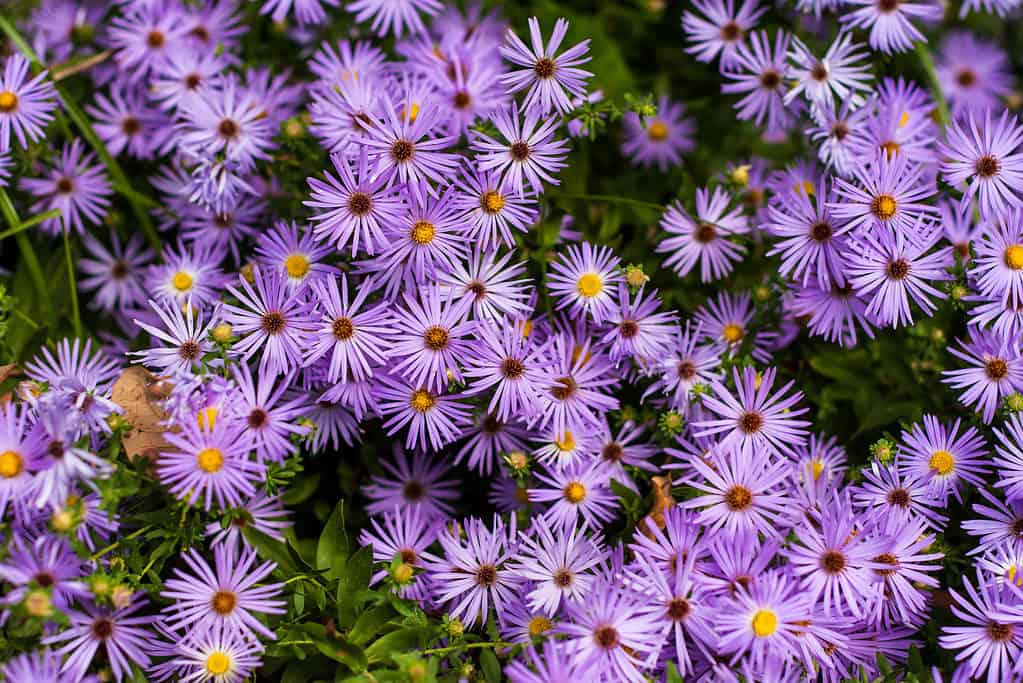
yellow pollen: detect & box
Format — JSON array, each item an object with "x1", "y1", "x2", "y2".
[
  {"x1": 522, "y1": 319, "x2": 533, "y2": 337},
  {"x1": 1008, "y1": 565, "x2": 1022, "y2": 586},
  {"x1": 197, "y1": 407, "x2": 218, "y2": 431},
  {"x1": 795, "y1": 180, "x2": 815, "y2": 196},
  {"x1": 0, "y1": 450, "x2": 22, "y2": 478},
  {"x1": 577, "y1": 273, "x2": 603, "y2": 298},
  {"x1": 205, "y1": 651, "x2": 231, "y2": 675},
  {"x1": 752, "y1": 609, "x2": 778, "y2": 637},
  {"x1": 1005, "y1": 245, "x2": 1023, "y2": 270},
  {"x1": 555, "y1": 431, "x2": 576, "y2": 451},
  {"x1": 406, "y1": 102, "x2": 421, "y2": 122},
  {"x1": 196, "y1": 447, "x2": 224, "y2": 473},
  {"x1": 284, "y1": 253, "x2": 310, "y2": 279},
  {"x1": 528, "y1": 615, "x2": 553, "y2": 637},
  {"x1": 564, "y1": 481, "x2": 586, "y2": 503},
  {"x1": 872, "y1": 194, "x2": 897, "y2": 221},
  {"x1": 722, "y1": 323, "x2": 744, "y2": 343},
  {"x1": 899, "y1": 111, "x2": 910, "y2": 128},
  {"x1": 647, "y1": 121, "x2": 669, "y2": 141},
  {"x1": 481, "y1": 190, "x2": 506, "y2": 213},
  {"x1": 929, "y1": 449, "x2": 955, "y2": 476},
  {"x1": 0, "y1": 91, "x2": 17, "y2": 112},
  {"x1": 410, "y1": 389, "x2": 436, "y2": 413},
  {"x1": 410, "y1": 220, "x2": 436, "y2": 245},
  {"x1": 811, "y1": 459, "x2": 825, "y2": 480},
  {"x1": 172, "y1": 271, "x2": 194, "y2": 292}
]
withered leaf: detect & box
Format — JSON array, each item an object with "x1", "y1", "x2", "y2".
[
  {"x1": 110, "y1": 366, "x2": 173, "y2": 461},
  {"x1": 641, "y1": 475, "x2": 675, "y2": 540}
]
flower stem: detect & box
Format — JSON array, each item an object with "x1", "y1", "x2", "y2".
[
  {"x1": 63, "y1": 227, "x2": 82, "y2": 338},
  {"x1": 914, "y1": 41, "x2": 951, "y2": 126},
  {"x1": 0, "y1": 208, "x2": 61, "y2": 240},
  {"x1": 0, "y1": 188, "x2": 53, "y2": 328},
  {"x1": 421, "y1": 641, "x2": 515, "y2": 656}
]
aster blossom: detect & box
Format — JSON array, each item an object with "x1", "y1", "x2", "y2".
[{"x1": 500, "y1": 17, "x2": 593, "y2": 116}]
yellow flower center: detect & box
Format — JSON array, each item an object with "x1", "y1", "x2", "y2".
[
  {"x1": 405, "y1": 102, "x2": 421, "y2": 122},
  {"x1": 0, "y1": 450, "x2": 22, "y2": 478},
  {"x1": 521, "y1": 319, "x2": 533, "y2": 337},
  {"x1": 871, "y1": 194, "x2": 897, "y2": 221},
  {"x1": 811, "y1": 459, "x2": 825, "y2": 481},
  {"x1": 899, "y1": 111, "x2": 910, "y2": 128},
  {"x1": 564, "y1": 481, "x2": 586, "y2": 503},
  {"x1": 410, "y1": 220, "x2": 436, "y2": 245},
  {"x1": 929, "y1": 449, "x2": 955, "y2": 476},
  {"x1": 751, "y1": 609, "x2": 778, "y2": 637},
  {"x1": 795, "y1": 180, "x2": 815, "y2": 196},
  {"x1": 197, "y1": 407, "x2": 218, "y2": 431},
  {"x1": 555, "y1": 431, "x2": 575, "y2": 451},
  {"x1": 205, "y1": 651, "x2": 231, "y2": 675},
  {"x1": 172, "y1": 271, "x2": 194, "y2": 292},
  {"x1": 0, "y1": 91, "x2": 17, "y2": 112},
  {"x1": 284, "y1": 253, "x2": 310, "y2": 279},
  {"x1": 1005, "y1": 245, "x2": 1023, "y2": 270},
  {"x1": 481, "y1": 190, "x2": 506, "y2": 214},
  {"x1": 647, "y1": 121, "x2": 669, "y2": 141},
  {"x1": 1008, "y1": 565, "x2": 1022, "y2": 586},
  {"x1": 528, "y1": 615, "x2": 553, "y2": 637},
  {"x1": 196, "y1": 447, "x2": 224, "y2": 473},
  {"x1": 410, "y1": 389, "x2": 436, "y2": 413},
  {"x1": 576, "y1": 273, "x2": 603, "y2": 298},
  {"x1": 722, "y1": 323, "x2": 744, "y2": 343}
]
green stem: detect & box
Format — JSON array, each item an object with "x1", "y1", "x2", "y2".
[
  {"x1": 63, "y1": 227, "x2": 82, "y2": 338},
  {"x1": 0, "y1": 208, "x2": 62, "y2": 237},
  {"x1": 914, "y1": 41, "x2": 951, "y2": 126},
  {"x1": 0, "y1": 188, "x2": 53, "y2": 327},
  {"x1": 0, "y1": 16, "x2": 163, "y2": 255},
  {"x1": 89, "y1": 525, "x2": 154, "y2": 561},
  {"x1": 549, "y1": 193, "x2": 664, "y2": 212},
  {"x1": 11, "y1": 308, "x2": 40, "y2": 330},
  {"x1": 421, "y1": 641, "x2": 515, "y2": 656}
]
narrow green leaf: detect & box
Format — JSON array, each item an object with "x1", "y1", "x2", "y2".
[
  {"x1": 479, "y1": 648, "x2": 501, "y2": 683},
  {"x1": 317, "y1": 500, "x2": 349, "y2": 578}
]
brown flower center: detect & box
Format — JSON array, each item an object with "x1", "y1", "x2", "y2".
[
  {"x1": 820, "y1": 550, "x2": 846, "y2": 574},
  {"x1": 475, "y1": 564, "x2": 498, "y2": 587},
  {"x1": 976, "y1": 155, "x2": 1001, "y2": 178},
  {"x1": 146, "y1": 30, "x2": 165, "y2": 48},
  {"x1": 403, "y1": 480, "x2": 424, "y2": 501},
  {"x1": 179, "y1": 340, "x2": 201, "y2": 360},
  {"x1": 810, "y1": 221, "x2": 833, "y2": 242},
  {"x1": 988, "y1": 622, "x2": 1013, "y2": 642},
  {"x1": 886, "y1": 258, "x2": 910, "y2": 280},
  {"x1": 211, "y1": 590, "x2": 236, "y2": 615},
  {"x1": 956, "y1": 68, "x2": 977, "y2": 87},
  {"x1": 667, "y1": 597, "x2": 691, "y2": 621},
  {"x1": 725, "y1": 485, "x2": 753, "y2": 510},
  {"x1": 887, "y1": 488, "x2": 910, "y2": 507},
  {"x1": 553, "y1": 569, "x2": 573, "y2": 587},
  {"x1": 677, "y1": 360, "x2": 696, "y2": 380},
  {"x1": 261, "y1": 311, "x2": 286, "y2": 335},
  {"x1": 694, "y1": 222, "x2": 717, "y2": 243},
  {"x1": 550, "y1": 377, "x2": 577, "y2": 400},
  {"x1": 501, "y1": 357, "x2": 524, "y2": 378},
  {"x1": 332, "y1": 317, "x2": 355, "y2": 341},
  {"x1": 619, "y1": 320, "x2": 639, "y2": 339},
  {"x1": 56, "y1": 177, "x2": 74, "y2": 194},
  {"x1": 986, "y1": 358, "x2": 1009, "y2": 380},
  {"x1": 534, "y1": 57, "x2": 556, "y2": 79},
  {"x1": 594, "y1": 624, "x2": 620, "y2": 649},
  {"x1": 510, "y1": 141, "x2": 530, "y2": 161},
  {"x1": 810, "y1": 62, "x2": 829, "y2": 81},
  {"x1": 720, "y1": 21, "x2": 742, "y2": 42},
  {"x1": 111, "y1": 259, "x2": 130, "y2": 279},
  {"x1": 602, "y1": 442, "x2": 624, "y2": 463},
  {"x1": 121, "y1": 116, "x2": 141, "y2": 135},
  {"x1": 391, "y1": 139, "x2": 414, "y2": 162},
  {"x1": 218, "y1": 118, "x2": 239, "y2": 139},
  {"x1": 454, "y1": 91, "x2": 471, "y2": 109},
  {"x1": 759, "y1": 69, "x2": 781, "y2": 89},
  {"x1": 872, "y1": 553, "x2": 899, "y2": 576},
  {"x1": 91, "y1": 617, "x2": 114, "y2": 640},
  {"x1": 247, "y1": 408, "x2": 268, "y2": 429},
  {"x1": 423, "y1": 325, "x2": 449, "y2": 350},
  {"x1": 738, "y1": 411, "x2": 763, "y2": 434},
  {"x1": 348, "y1": 192, "x2": 372, "y2": 216}
]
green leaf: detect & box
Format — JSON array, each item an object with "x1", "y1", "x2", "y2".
[
  {"x1": 479, "y1": 648, "x2": 501, "y2": 683},
  {"x1": 665, "y1": 662, "x2": 684, "y2": 683},
  {"x1": 317, "y1": 501, "x2": 349, "y2": 579},
  {"x1": 336, "y1": 545, "x2": 373, "y2": 628},
  {"x1": 364, "y1": 626, "x2": 433, "y2": 663},
  {"x1": 349, "y1": 604, "x2": 397, "y2": 646},
  {"x1": 243, "y1": 527, "x2": 301, "y2": 574}
]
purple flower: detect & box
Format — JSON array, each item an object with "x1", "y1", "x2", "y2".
[
  {"x1": 254, "y1": 221, "x2": 337, "y2": 292},
  {"x1": 970, "y1": 209, "x2": 1023, "y2": 307},
  {"x1": 150, "y1": 48, "x2": 228, "y2": 112},
  {"x1": 261, "y1": 0, "x2": 340, "y2": 24},
  {"x1": 79, "y1": 232, "x2": 153, "y2": 313},
  {"x1": 898, "y1": 415, "x2": 989, "y2": 504},
  {"x1": 161, "y1": 544, "x2": 284, "y2": 640},
  {"x1": 104, "y1": 3, "x2": 185, "y2": 80},
  {"x1": 500, "y1": 17, "x2": 592, "y2": 116},
  {"x1": 511, "y1": 518, "x2": 606, "y2": 615},
  {"x1": 206, "y1": 492, "x2": 291, "y2": 553},
  {"x1": 0, "y1": 649, "x2": 85, "y2": 683},
  {"x1": 230, "y1": 364, "x2": 309, "y2": 464},
  {"x1": 506, "y1": 641, "x2": 588, "y2": 683},
  {"x1": 644, "y1": 321, "x2": 723, "y2": 413},
  {"x1": 943, "y1": 328, "x2": 1023, "y2": 423},
  {"x1": 149, "y1": 240, "x2": 228, "y2": 308},
  {"x1": 864, "y1": 518, "x2": 942, "y2": 627},
  {"x1": 601, "y1": 284, "x2": 677, "y2": 365},
  {"x1": 621, "y1": 96, "x2": 695, "y2": 171},
  {"x1": 829, "y1": 150, "x2": 938, "y2": 237},
  {"x1": 533, "y1": 333, "x2": 620, "y2": 440},
  {"x1": 362, "y1": 94, "x2": 459, "y2": 186},
  {"x1": 853, "y1": 462, "x2": 947, "y2": 532},
  {"x1": 359, "y1": 505, "x2": 439, "y2": 593},
  {"x1": 547, "y1": 242, "x2": 623, "y2": 323},
  {"x1": 131, "y1": 298, "x2": 215, "y2": 373},
  {"x1": 21, "y1": 139, "x2": 112, "y2": 235},
  {"x1": 452, "y1": 166, "x2": 538, "y2": 251},
  {"x1": 160, "y1": 626, "x2": 263, "y2": 683},
  {"x1": 471, "y1": 104, "x2": 570, "y2": 197},
  {"x1": 840, "y1": 0, "x2": 942, "y2": 54},
  {"x1": 694, "y1": 291, "x2": 775, "y2": 363},
  {"x1": 940, "y1": 109, "x2": 1023, "y2": 221},
  {"x1": 464, "y1": 317, "x2": 553, "y2": 422},
  {"x1": 375, "y1": 372, "x2": 472, "y2": 452},
  {"x1": 529, "y1": 458, "x2": 619, "y2": 530},
  {"x1": 657, "y1": 186, "x2": 748, "y2": 283},
  {"x1": 363, "y1": 445, "x2": 459, "y2": 519},
  {"x1": 0, "y1": 536, "x2": 86, "y2": 615},
  {"x1": 765, "y1": 177, "x2": 849, "y2": 288},
  {"x1": 940, "y1": 570, "x2": 1022, "y2": 683},
  {"x1": 87, "y1": 88, "x2": 169, "y2": 159},
  {"x1": 390, "y1": 287, "x2": 475, "y2": 392},
  {"x1": 346, "y1": 0, "x2": 442, "y2": 37},
  {"x1": 177, "y1": 77, "x2": 274, "y2": 170},
  {"x1": 682, "y1": 0, "x2": 766, "y2": 67},
  {"x1": 438, "y1": 248, "x2": 531, "y2": 322},
  {"x1": 0, "y1": 54, "x2": 57, "y2": 152},
  {"x1": 721, "y1": 30, "x2": 795, "y2": 137},
  {"x1": 938, "y1": 32, "x2": 1012, "y2": 117},
  {"x1": 789, "y1": 279, "x2": 875, "y2": 347},
  {"x1": 785, "y1": 32, "x2": 872, "y2": 113}
]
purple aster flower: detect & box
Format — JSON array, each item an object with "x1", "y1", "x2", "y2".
[
  {"x1": 682, "y1": 0, "x2": 766, "y2": 67},
  {"x1": 21, "y1": 139, "x2": 112, "y2": 235},
  {"x1": 644, "y1": 321, "x2": 723, "y2": 413},
  {"x1": 427, "y1": 515, "x2": 518, "y2": 628},
  {"x1": 840, "y1": 0, "x2": 942, "y2": 54},
  {"x1": 558, "y1": 581, "x2": 661, "y2": 683},
  {"x1": 700, "y1": 533, "x2": 778, "y2": 596},
  {"x1": 657, "y1": 186, "x2": 748, "y2": 283},
  {"x1": 994, "y1": 415, "x2": 1023, "y2": 502},
  {"x1": 177, "y1": 195, "x2": 265, "y2": 267},
  {"x1": 79, "y1": 232, "x2": 153, "y2": 313},
  {"x1": 362, "y1": 93, "x2": 459, "y2": 186},
  {"x1": 104, "y1": 3, "x2": 185, "y2": 80},
  {"x1": 158, "y1": 414, "x2": 262, "y2": 511},
  {"x1": 511, "y1": 518, "x2": 606, "y2": 615},
  {"x1": 0, "y1": 535, "x2": 86, "y2": 615},
  {"x1": 845, "y1": 222, "x2": 952, "y2": 327},
  {"x1": 308, "y1": 39, "x2": 386, "y2": 85},
  {"x1": 346, "y1": 0, "x2": 442, "y2": 37},
  {"x1": 224, "y1": 269, "x2": 315, "y2": 377},
  {"x1": 785, "y1": 32, "x2": 872, "y2": 113},
  {"x1": 853, "y1": 462, "x2": 947, "y2": 532},
  {"x1": 765, "y1": 177, "x2": 849, "y2": 288},
  {"x1": 305, "y1": 273, "x2": 393, "y2": 383},
  {"x1": 87, "y1": 89, "x2": 169, "y2": 159},
  {"x1": 149, "y1": 240, "x2": 228, "y2": 308},
  {"x1": 363, "y1": 445, "x2": 459, "y2": 519},
  {"x1": 31, "y1": 397, "x2": 112, "y2": 507},
  {"x1": 500, "y1": 17, "x2": 592, "y2": 116},
  {"x1": 309, "y1": 76, "x2": 380, "y2": 153},
  {"x1": 305, "y1": 398, "x2": 361, "y2": 451},
  {"x1": 253, "y1": 220, "x2": 337, "y2": 292},
  {"x1": 547, "y1": 242, "x2": 623, "y2": 324},
  {"x1": 971, "y1": 210, "x2": 1023, "y2": 307},
  {"x1": 390, "y1": 287, "x2": 475, "y2": 392},
  {"x1": 463, "y1": 317, "x2": 553, "y2": 422},
  {"x1": 161, "y1": 544, "x2": 284, "y2": 640},
  {"x1": 864, "y1": 518, "x2": 942, "y2": 627},
  {"x1": 694, "y1": 290, "x2": 775, "y2": 363},
  {"x1": 375, "y1": 374, "x2": 472, "y2": 452},
  {"x1": 808, "y1": 99, "x2": 873, "y2": 178},
  {"x1": 533, "y1": 333, "x2": 620, "y2": 440},
  {"x1": 529, "y1": 459, "x2": 619, "y2": 530},
  {"x1": 43, "y1": 593, "x2": 155, "y2": 683},
  {"x1": 721, "y1": 30, "x2": 795, "y2": 138},
  {"x1": 965, "y1": 489, "x2": 1023, "y2": 556},
  {"x1": 601, "y1": 284, "x2": 677, "y2": 365},
  {"x1": 0, "y1": 54, "x2": 57, "y2": 152},
  {"x1": 359, "y1": 505, "x2": 439, "y2": 594},
  {"x1": 828, "y1": 149, "x2": 938, "y2": 237},
  {"x1": 898, "y1": 415, "x2": 989, "y2": 504},
  {"x1": 959, "y1": 0, "x2": 1021, "y2": 16},
  {"x1": 150, "y1": 48, "x2": 228, "y2": 112},
  {"x1": 452, "y1": 166, "x2": 538, "y2": 251},
  {"x1": 0, "y1": 649, "x2": 87, "y2": 683},
  {"x1": 161, "y1": 626, "x2": 263, "y2": 683},
  {"x1": 940, "y1": 110, "x2": 1023, "y2": 221},
  {"x1": 938, "y1": 32, "x2": 1012, "y2": 117},
  {"x1": 506, "y1": 641, "x2": 588, "y2": 682},
  {"x1": 940, "y1": 197, "x2": 981, "y2": 261},
  {"x1": 621, "y1": 96, "x2": 695, "y2": 171},
  {"x1": 434, "y1": 56, "x2": 510, "y2": 138},
  {"x1": 305, "y1": 149, "x2": 405, "y2": 256},
  {"x1": 260, "y1": 0, "x2": 339, "y2": 24},
  {"x1": 177, "y1": 77, "x2": 274, "y2": 171},
  {"x1": 206, "y1": 492, "x2": 291, "y2": 553},
  {"x1": 455, "y1": 413, "x2": 531, "y2": 476},
  {"x1": 790, "y1": 279, "x2": 875, "y2": 346},
  {"x1": 942, "y1": 573, "x2": 1023, "y2": 683},
  {"x1": 695, "y1": 366, "x2": 810, "y2": 459},
  {"x1": 471, "y1": 104, "x2": 570, "y2": 197},
  {"x1": 26, "y1": 338, "x2": 121, "y2": 435},
  {"x1": 231, "y1": 365, "x2": 308, "y2": 464},
  {"x1": 437, "y1": 248, "x2": 531, "y2": 321},
  {"x1": 0, "y1": 151, "x2": 10, "y2": 187},
  {"x1": 943, "y1": 328, "x2": 1023, "y2": 423},
  {"x1": 682, "y1": 446, "x2": 793, "y2": 539},
  {"x1": 131, "y1": 298, "x2": 215, "y2": 373}
]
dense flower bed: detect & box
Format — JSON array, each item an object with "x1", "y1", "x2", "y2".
[{"x1": 1, "y1": 0, "x2": 1022, "y2": 681}]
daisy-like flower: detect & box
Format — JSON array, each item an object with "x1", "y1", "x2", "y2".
[
  {"x1": 694, "y1": 290, "x2": 775, "y2": 363},
  {"x1": 559, "y1": 581, "x2": 661, "y2": 683},
  {"x1": 428, "y1": 515, "x2": 519, "y2": 628},
  {"x1": 224, "y1": 269, "x2": 315, "y2": 377},
  {"x1": 305, "y1": 149, "x2": 405, "y2": 256},
  {"x1": 511, "y1": 518, "x2": 605, "y2": 615},
  {"x1": 766, "y1": 177, "x2": 849, "y2": 288},
  {"x1": 500, "y1": 17, "x2": 592, "y2": 116},
  {"x1": 390, "y1": 287, "x2": 475, "y2": 392},
  {"x1": 230, "y1": 364, "x2": 309, "y2": 464},
  {"x1": 840, "y1": 0, "x2": 942, "y2": 55},
  {"x1": 971, "y1": 210, "x2": 1023, "y2": 307},
  {"x1": 21, "y1": 139, "x2": 112, "y2": 236},
  {"x1": 362, "y1": 94, "x2": 459, "y2": 186},
  {"x1": 853, "y1": 462, "x2": 947, "y2": 532},
  {"x1": 829, "y1": 149, "x2": 938, "y2": 237},
  {"x1": 177, "y1": 77, "x2": 274, "y2": 171},
  {"x1": 899, "y1": 415, "x2": 989, "y2": 504},
  {"x1": 695, "y1": 366, "x2": 810, "y2": 459},
  {"x1": 26, "y1": 339, "x2": 121, "y2": 435},
  {"x1": 375, "y1": 374, "x2": 471, "y2": 452},
  {"x1": 547, "y1": 242, "x2": 623, "y2": 323},
  {"x1": 31, "y1": 397, "x2": 113, "y2": 508},
  {"x1": 534, "y1": 333, "x2": 620, "y2": 440},
  {"x1": 940, "y1": 197, "x2": 981, "y2": 262},
  {"x1": 359, "y1": 505, "x2": 439, "y2": 592},
  {"x1": 721, "y1": 30, "x2": 795, "y2": 137},
  {"x1": 87, "y1": 89, "x2": 169, "y2": 159},
  {"x1": 0, "y1": 535, "x2": 86, "y2": 614},
  {"x1": 865, "y1": 518, "x2": 943, "y2": 627},
  {"x1": 346, "y1": 0, "x2": 442, "y2": 37},
  {"x1": 644, "y1": 321, "x2": 723, "y2": 413},
  {"x1": 937, "y1": 32, "x2": 1013, "y2": 117},
  {"x1": 845, "y1": 221, "x2": 952, "y2": 328},
  {"x1": 254, "y1": 221, "x2": 337, "y2": 292},
  {"x1": 785, "y1": 32, "x2": 872, "y2": 113},
  {"x1": 530, "y1": 459, "x2": 619, "y2": 530},
  {"x1": 808, "y1": 99, "x2": 873, "y2": 178},
  {"x1": 943, "y1": 328, "x2": 1023, "y2": 423},
  {"x1": 150, "y1": 48, "x2": 228, "y2": 112},
  {"x1": 940, "y1": 110, "x2": 1023, "y2": 221},
  {"x1": 965, "y1": 489, "x2": 1023, "y2": 556},
  {"x1": 601, "y1": 284, "x2": 677, "y2": 365},
  {"x1": 149, "y1": 241, "x2": 228, "y2": 308},
  {"x1": 790, "y1": 280, "x2": 876, "y2": 347},
  {"x1": 682, "y1": 0, "x2": 767, "y2": 67},
  {"x1": 620, "y1": 96, "x2": 695, "y2": 171},
  {"x1": 0, "y1": 54, "x2": 57, "y2": 152},
  {"x1": 0, "y1": 650, "x2": 79, "y2": 683},
  {"x1": 506, "y1": 641, "x2": 587, "y2": 683},
  {"x1": 44, "y1": 594, "x2": 155, "y2": 682},
  {"x1": 657, "y1": 186, "x2": 748, "y2": 283},
  {"x1": 161, "y1": 544, "x2": 284, "y2": 641},
  {"x1": 79, "y1": 232, "x2": 153, "y2": 313},
  {"x1": 993, "y1": 414, "x2": 1023, "y2": 505},
  {"x1": 452, "y1": 166, "x2": 538, "y2": 251},
  {"x1": 178, "y1": 197, "x2": 265, "y2": 267},
  {"x1": 683, "y1": 446, "x2": 793, "y2": 539},
  {"x1": 456, "y1": 412, "x2": 531, "y2": 476},
  {"x1": 157, "y1": 415, "x2": 262, "y2": 511},
  {"x1": 104, "y1": 3, "x2": 184, "y2": 80},
  {"x1": 363, "y1": 445, "x2": 459, "y2": 519},
  {"x1": 437, "y1": 248, "x2": 532, "y2": 321},
  {"x1": 940, "y1": 570, "x2": 1023, "y2": 683},
  {"x1": 463, "y1": 317, "x2": 553, "y2": 422},
  {"x1": 131, "y1": 298, "x2": 215, "y2": 373},
  {"x1": 206, "y1": 492, "x2": 291, "y2": 552},
  {"x1": 164, "y1": 627, "x2": 263, "y2": 683},
  {"x1": 259, "y1": 0, "x2": 339, "y2": 24},
  {"x1": 471, "y1": 104, "x2": 570, "y2": 197}
]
